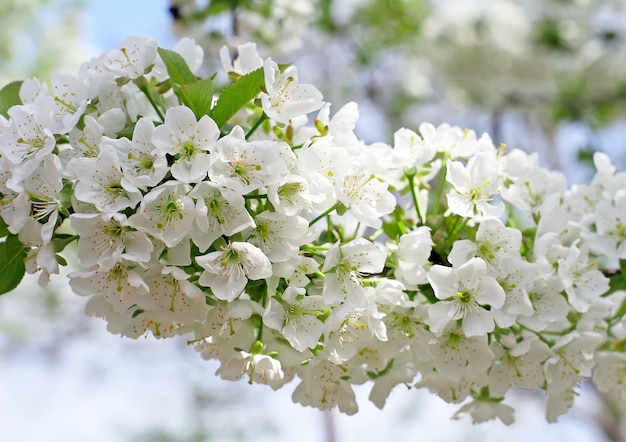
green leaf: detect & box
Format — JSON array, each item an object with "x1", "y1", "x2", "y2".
[
  {"x1": 316, "y1": 0, "x2": 337, "y2": 32},
  {"x1": 176, "y1": 78, "x2": 214, "y2": 120},
  {"x1": 131, "y1": 308, "x2": 145, "y2": 319},
  {"x1": 382, "y1": 220, "x2": 402, "y2": 241},
  {"x1": 56, "y1": 254, "x2": 68, "y2": 266},
  {"x1": 50, "y1": 234, "x2": 78, "y2": 253},
  {"x1": 0, "y1": 81, "x2": 23, "y2": 118},
  {"x1": 211, "y1": 67, "x2": 265, "y2": 129},
  {"x1": 117, "y1": 121, "x2": 137, "y2": 139},
  {"x1": 157, "y1": 48, "x2": 197, "y2": 86},
  {"x1": 367, "y1": 359, "x2": 394, "y2": 379},
  {"x1": 0, "y1": 234, "x2": 26, "y2": 295},
  {"x1": 609, "y1": 259, "x2": 626, "y2": 294},
  {"x1": 186, "y1": 0, "x2": 233, "y2": 21},
  {"x1": 0, "y1": 217, "x2": 9, "y2": 238},
  {"x1": 612, "y1": 296, "x2": 626, "y2": 321},
  {"x1": 536, "y1": 19, "x2": 570, "y2": 51}
]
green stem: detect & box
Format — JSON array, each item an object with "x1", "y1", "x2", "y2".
[
  {"x1": 314, "y1": 271, "x2": 326, "y2": 279},
  {"x1": 301, "y1": 244, "x2": 330, "y2": 251},
  {"x1": 432, "y1": 157, "x2": 448, "y2": 216},
  {"x1": 326, "y1": 213, "x2": 334, "y2": 243},
  {"x1": 369, "y1": 228, "x2": 385, "y2": 241},
  {"x1": 246, "y1": 113, "x2": 268, "y2": 139},
  {"x1": 448, "y1": 216, "x2": 467, "y2": 238},
  {"x1": 304, "y1": 249, "x2": 326, "y2": 259},
  {"x1": 406, "y1": 173, "x2": 425, "y2": 225},
  {"x1": 349, "y1": 222, "x2": 362, "y2": 242},
  {"x1": 309, "y1": 203, "x2": 338, "y2": 227},
  {"x1": 243, "y1": 193, "x2": 268, "y2": 200},
  {"x1": 517, "y1": 323, "x2": 555, "y2": 347},
  {"x1": 135, "y1": 80, "x2": 165, "y2": 122},
  {"x1": 253, "y1": 290, "x2": 268, "y2": 348}
]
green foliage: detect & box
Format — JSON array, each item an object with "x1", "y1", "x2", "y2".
[
  {"x1": 609, "y1": 260, "x2": 626, "y2": 294},
  {"x1": 0, "y1": 217, "x2": 9, "y2": 238},
  {"x1": 367, "y1": 359, "x2": 394, "y2": 379},
  {"x1": 178, "y1": 78, "x2": 214, "y2": 121},
  {"x1": 317, "y1": 0, "x2": 336, "y2": 32},
  {"x1": 0, "y1": 80, "x2": 22, "y2": 118},
  {"x1": 576, "y1": 146, "x2": 596, "y2": 170},
  {"x1": 357, "y1": 0, "x2": 429, "y2": 47},
  {"x1": 178, "y1": 0, "x2": 238, "y2": 23},
  {"x1": 536, "y1": 19, "x2": 570, "y2": 51},
  {"x1": 211, "y1": 67, "x2": 266, "y2": 129},
  {"x1": 157, "y1": 48, "x2": 214, "y2": 120},
  {"x1": 157, "y1": 48, "x2": 197, "y2": 85},
  {"x1": 0, "y1": 234, "x2": 27, "y2": 295},
  {"x1": 610, "y1": 263, "x2": 626, "y2": 322},
  {"x1": 333, "y1": 0, "x2": 430, "y2": 65},
  {"x1": 551, "y1": 78, "x2": 626, "y2": 126}
]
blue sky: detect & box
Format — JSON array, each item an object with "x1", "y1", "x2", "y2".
[{"x1": 83, "y1": 0, "x2": 178, "y2": 53}]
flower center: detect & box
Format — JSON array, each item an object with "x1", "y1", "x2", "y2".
[
  {"x1": 105, "y1": 181, "x2": 125, "y2": 198},
  {"x1": 128, "y1": 151, "x2": 156, "y2": 174},
  {"x1": 179, "y1": 138, "x2": 199, "y2": 161},
  {"x1": 477, "y1": 241, "x2": 496, "y2": 261},
  {"x1": 103, "y1": 219, "x2": 130, "y2": 245},
  {"x1": 107, "y1": 263, "x2": 128, "y2": 292},
  {"x1": 156, "y1": 194, "x2": 184, "y2": 228},
  {"x1": 28, "y1": 192, "x2": 61, "y2": 223},
  {"x1": 455, "y1": 291, "x2": 472, "y2": 304},
  {"x1": 206, "y1": 194, "x2": 226, "y2": 224},
  {"x1": 17, "y1": 134, "x2": 46, "y2": 157},
  {"x1": 232, "y1": 161, "x2": 261, "y2": 185},
  {"x1": 278, "y1": 181, "x2": 303, "y2": 202}
]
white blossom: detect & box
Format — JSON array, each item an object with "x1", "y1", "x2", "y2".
[
  {"x1": 16, "y1": 154, "x2": 64, "y2": 244},
  {"x1": 446, "y1": 150, "x2": 504, "y2": 220},
  {"x1": 217, "y1": 349, "x2": 287, "y2": 390},
  {"x1": 219, "y1": 42, "x2": 263, "y2": 75},
  {"x1": 101, "y1": 35, "x2": 158, "y2": 79},
  {"x1": 264, "y1": 286, "x2": 324, "y2": 352},
  {"x1": 336, "y1": 169, "x2": 396, "y2": 229},
  {"x1": 128, "y1": 181, "x2": 195, "y2": 248},
  {"x1": 452, "y1": 399, "x2": 515, "y2": 425},
  {"x1": 107, "y1": 117, "x2": 168, "y2": 188},
  {"x1": 151, "y1": 106, "x2": 219, "y2": 183},
  {"x1": 448, "y1": 217, "x2": 522, "y2": 267},
  {"x1": 292, "y1": 359, "x2": 358, "y2": 415},
  {"x1": 395, "y1": 227, "x2": 432, "y2": 289},
  {"x1": 73, "y1": 145, "x2": 143, "y2": 212},
  {"x1": 188, "y1": 181, "x2": 254, "y2": 252},
  {"x1": 69, "y1": 260, "x2": 149, "y2": 313},
  {"x1": 488, "y1": 334, "x2": 552, "y2": 397},
  {"x1": 260, "y1": 58, "x2": 323, "y2": 124},
  {"x1": 71, "y1": 212, "x2": 153, "y2": 268},
  {"x1": 428, "y1": 324, "x2": 494, "y2": 381},
  {"x1": 427, "y1": 257, "x2": 505, "y2": 337},
  {"x1": 593, "y1": 351, "x2": 626, "y2": 400},
  {"x1": 248, "y1": 211, "x2": 310, "y2": 262},
  {"x1": 209, "y1": 126, "x2": 289, "y2": 194},
  {"x1": 322, "y1": 238, "x2": 386, "y2": 307},
  {"x1": 197, "y1": 242, "x2": 272, "y2": 301},
  {"x1": 0, "y1": 104, "x2": 56, "y2": 185}
]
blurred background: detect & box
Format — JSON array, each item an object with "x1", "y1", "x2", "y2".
[{"x1": 1, "y1": 0, "x2": 626, "y2": 440}]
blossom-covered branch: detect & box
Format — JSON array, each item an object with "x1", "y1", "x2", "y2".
[{"x1": 1, "y1": 35, "x2": 625, "y2": 425}]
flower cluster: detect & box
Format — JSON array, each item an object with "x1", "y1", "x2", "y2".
[
  {"x1": 1, "y1": 35, "x2": 626, "y2": 424},
  {"x1": 169, "y1": 0, "x2": 319, "y2": 57},
  {"x1": 422, "y1": 0, "x2": 626, "y2": 112}
]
